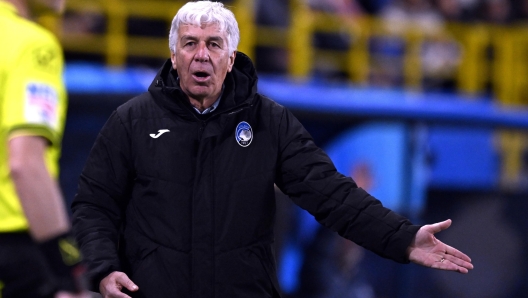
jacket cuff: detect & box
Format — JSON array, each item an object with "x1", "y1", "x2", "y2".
[{"x1": 391, "y1": 224, "x2": 422, "y2": 264}]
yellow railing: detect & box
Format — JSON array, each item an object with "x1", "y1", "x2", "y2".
[
  {"x1": 40, "y1": 0, "x2": 528, "y2": 188},
  {"x1": 40, "y1": 0, "x2": 528, "y2": 105},
  {"x1": 39, "y1": 0, "x2": 256, "y2": 65}
]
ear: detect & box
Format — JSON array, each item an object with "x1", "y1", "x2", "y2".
[
  {"x1": 227, "y1": 51, "x2": 236, "y2": 73},
  {"x1": 170, "y1": 51, "x2": 177, "y2": 70}
]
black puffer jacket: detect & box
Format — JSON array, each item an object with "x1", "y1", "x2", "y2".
[{"x1": 71, "y1": 53, "x2": 420, "y2": 297}]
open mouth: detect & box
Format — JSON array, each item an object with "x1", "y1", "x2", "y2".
[
  {"x1": 193, "y1": 71, "x2": 210, "y2": 82},
  {"x1": 194, "y1": 71, "x2": 209, "y2": 77},
  {"x1": 192, "y1": 71, "x2": 211, "y2": 83}
]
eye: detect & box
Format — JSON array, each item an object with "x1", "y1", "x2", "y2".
[
  {"x1": 210, "y1": 42, "x2": 221, "y2": 48},
  {"x1": 184, "y1": 41, "x2": 195, "y2": 47}
]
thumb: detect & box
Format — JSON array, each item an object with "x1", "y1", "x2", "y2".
[
  {"x1": 427, "y1": 219, "x2": 452, "y2": 234},
  {"x1": 116, "y1": 274, "x2": 139, "y2": 292}
]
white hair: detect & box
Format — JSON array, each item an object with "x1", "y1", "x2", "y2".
[{"x1": 168, "y1": 1, "x2": 240, "y2": 55}]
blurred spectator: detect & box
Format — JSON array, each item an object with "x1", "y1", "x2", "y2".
[
  {"x1": 306, "y1": 0, "x2": 365, "y2": 81},
  {"x1": 458, "y1": 0, "x2": 480, "y2": 14},
  {"x1": 380, "y1": 0, "x2": 445, "y2": 35},
  {"x1": 369, "y1": 0, "x2": 442, "y2": 88},
  {"x1": 306, "y1": 0, "x2": 363, "y2": 14},
  {"x1": 435, "y1": 0, "x2": 481, "y2": 22},
  {"x1": 294, "y1": 163, "x2": 375, "y2": 298},
  {"x1": 477, "y1": 0, "x2": 513, "y2": 24},
  {"x1": 296, "y1": 228, "x2": 374, "y2": 298},
  {"x1": 60, "y1": 7, "x2": 105, "y2": 64},
  {"x1": 435, "y1": 0, "x2": 465, "y2": 21},
  {"x1": 371, "y1": 0, "x2": 462, "y2": 90},
  {"x1": 511, "y1": 0, "x2": 528, "y2": 20},
  {"x1": 62, "y1": 11, "x2": 103, "y2": 35},
  {"x1": 420, "y1": 35, "x2": 461, "y2": 91},
  {"x1": 356, "y1": 0, "x2": 392, "y2": 15},
  {"x1": 254, "y1": 0, "x2": 290, "y2": 73}
]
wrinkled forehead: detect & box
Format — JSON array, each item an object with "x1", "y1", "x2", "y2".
[
  {"x1": 177, "y1": 22, "x2": 228, "y2": 40},
  {"x1": 180, "y1": 21, "x2": 222, "y2": 31}
]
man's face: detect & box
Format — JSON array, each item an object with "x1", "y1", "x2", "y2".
[{"x1": 171, "y1": 23, "x2": 236, "y2": 103}]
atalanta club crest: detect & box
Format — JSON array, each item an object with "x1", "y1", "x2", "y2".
[{"x1": 235, "y1": 121, "x2": 253, "y2": 147}]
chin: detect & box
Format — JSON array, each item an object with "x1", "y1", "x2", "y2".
[{"x1": 189, "y1": 87, "x2": 213, "y2": 97}]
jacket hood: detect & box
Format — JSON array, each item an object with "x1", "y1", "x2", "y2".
[{"x1": 147, "y1": 52, "x2": 258, "y2": 118}]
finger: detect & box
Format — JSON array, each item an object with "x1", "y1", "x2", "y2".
[
  {"x1": 427, "y1": 219, "x2": 452, "y2": 234},
  {"x1": 439, "y1": 242, "x2": 473, "y2": 269},
  {"x1": 445, "y1": 244, "x2": 472, "y2": 262},
  {"x1": 115, "y1": 274, "x2": 139, "y2": 292},
  {"x1": 444, "y1": 254, "x2": 474, "y2": 271},
  {"x1": 431, "y1": 255, "x2": 470, "y2": 274},
  {"x1": 101, "y1": 273, "x2": 134, "y2": 298}
]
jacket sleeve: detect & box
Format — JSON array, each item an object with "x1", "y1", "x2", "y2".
[
  {"x1": 274, "y1": 108, "x2": 420, "y2": 263},
  {"x1": 71, "y1": 111, "x2": 134, "y2": 290}
]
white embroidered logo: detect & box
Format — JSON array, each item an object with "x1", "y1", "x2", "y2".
[{"x1": 150, "y1": 129, "x2": 170, "y2": 138}]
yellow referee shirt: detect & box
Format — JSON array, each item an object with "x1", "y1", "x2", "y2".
[{"x1": 0, "y1": 1, "x2": 67, "y2": 232}]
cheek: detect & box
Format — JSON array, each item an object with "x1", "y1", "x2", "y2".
[
  {"x1": 216, "y1": 58, "x2": 233, "y2": 74},
  {"x1": 174, "y1": 56, "x2": 188, "y2": 71},
  {"x1": 215, "y1": 66, "x2": 228, "y2": 80}
]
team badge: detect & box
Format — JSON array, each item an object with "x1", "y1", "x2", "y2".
[{"x1": 235, "y1": 121, "x2": 253, "y2": 147}]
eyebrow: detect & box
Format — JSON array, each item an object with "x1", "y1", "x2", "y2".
[
  {"x1": 180, "y1": 35, "x2": 225, "y2": 43},
  {"x1": 208, "y1": 36, "x2": 225, "y2": 43}
]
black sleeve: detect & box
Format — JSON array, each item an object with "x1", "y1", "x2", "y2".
[
  {"x1": 274, "y1": 108, "x2": 420, "y2": 263},
  {"x1": 71, "y1": 111, "x2": 134, "y2": 290}
]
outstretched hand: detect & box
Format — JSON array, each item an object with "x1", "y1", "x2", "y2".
[{"x1": 407, "y1": 219, "x2": 474, "y2": 273}]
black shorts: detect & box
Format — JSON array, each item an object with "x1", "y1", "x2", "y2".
[{"x1": 0, "y1": 232, "x2": 56, "y2": 298}]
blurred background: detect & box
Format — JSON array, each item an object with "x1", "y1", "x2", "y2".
[{"x1": 35, "y1": 0, "x2": 528, "y2": 297}]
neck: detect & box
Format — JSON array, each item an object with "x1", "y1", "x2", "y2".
[
  {"x1": 188, "y1": 96, "x2": 217, "y2": 113},
  {"x1": 7, "y1": 0, "x2": 64, "y2": 20},
  {"x1": 7, "y1": 0, "x2": 31, "y2": 19}
]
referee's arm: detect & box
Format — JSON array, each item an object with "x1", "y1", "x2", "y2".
[
  {"x1": 8, "y1": 135, "x2": 70, "y2": 241},
  {"x1": 9, "y1": 134, "x2": 88, "y2": 295}
]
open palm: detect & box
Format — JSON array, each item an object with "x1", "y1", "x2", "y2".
[{"x1": 407, "y1": 219, "x2": 474, "y2": 273}]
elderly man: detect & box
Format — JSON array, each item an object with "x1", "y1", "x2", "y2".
[{"x1": 71, "y1": 1, "x2": 473, "y2": 297}]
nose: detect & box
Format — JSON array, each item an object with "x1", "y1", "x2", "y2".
[{"x1": 194, "y1": 42, "x2": 209, "y2": 62}]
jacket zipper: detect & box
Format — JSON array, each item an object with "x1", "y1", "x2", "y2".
[{"x1": 198, "y1": 120, "x2": 206, "y2": 139}]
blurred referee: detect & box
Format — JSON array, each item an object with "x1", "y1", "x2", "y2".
[{"x1": 0, "y1": 0, "x2": 88, "y2": 297}]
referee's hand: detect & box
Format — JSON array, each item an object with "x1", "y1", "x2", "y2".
[{"x1": 99, "y1": 271, "x2": 139, "y2": 298}]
